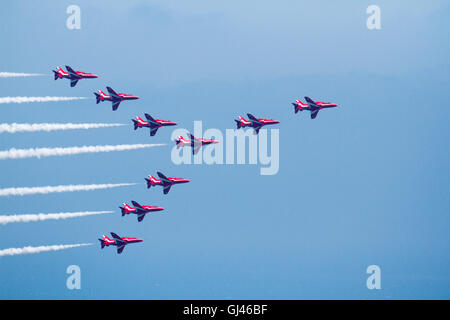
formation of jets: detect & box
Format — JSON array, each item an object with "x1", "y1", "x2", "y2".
[
  {"x1": 99, "y1": 232, "x2": 143, "y2": 254},
  {"x1": 52, "y1": 65, "x2": 338, "y2": 254},
  {"x1": 53, "y1": 65, "x2": 98, "y2": 87},
  {"x1": 54, "y1": 65, "x2": 339, "y2": 119},
  {"x1": 145, "y1": 172, "x2": 190, "y2": 194},
  {"x1": 132, "y1": 113, "x2": 177, "y2": 136},
  {"x1": 120, "y1": 201, "x2": 164, "y2": 222}
]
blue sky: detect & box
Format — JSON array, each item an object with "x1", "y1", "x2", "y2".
[{"x1": 0, "y1": 0, "x2": 449, "y2": 299}]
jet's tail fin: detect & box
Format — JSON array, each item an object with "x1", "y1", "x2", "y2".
[
  {"x1": 119, "y1": 205, "x2": 128, "y2": 216},
  {"x1": 235, "y1": 120, "x2": 242, "y2": 129},
  {"x1": 98, "y1": 238, "x2": 106, "y2": 249},
  {"x1": 132, "y1": 119, "x2": 139, "y2": 130},
  {"x1": 145, "y1": 178, "x2": 153, "y2": 189},
  {"x1": 94, "y1": 92, "x2": 101, "y2": 104},
  {"x1": 292, "y1": 103, "x2": 299, "y2": 114},
  {"x1": 53, "y1": 67, "x2": 64, "y2": 80},
  {"x1": 52, "y1": 70, "x2": 59, "y2": 80}
]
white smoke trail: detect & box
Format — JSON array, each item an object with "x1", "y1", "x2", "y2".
[
  {"x1": 0, "y1": 183, "x2": 136, "y2": 197},
  {"x1": 0, "y1": 211, "x2": 113, "y2": 225},
  {"x1": 0, "y1": 123, "x2": 126, "y2": 134},
  {"x1": 0, "y1": 143, "x2": 165, "y2": 160},
  {"x1": 0, "y1": 243, "x2": 92, "y2": 257},
  {"x1": 0, "y1": 72, "x2": 45, "y2": 78},
  {"x1": 0, "y1": 96, "x2": 88, "y2": 104}
]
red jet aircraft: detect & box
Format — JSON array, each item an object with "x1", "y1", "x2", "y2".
[
  {"x1": 53, "y1": 65, "x2": 98, "y2": 87},
  {"x1": 94, "y1": 86, "x2": 139, "y2": 111},
  {"x1": 175, "y1": 133, "x2": 219, "y2": 155},
  {"x1": 98, "y1": 232, "x2": 143, "y2": 254},
  {"x1": 292, "y1": 96, "x2": 338, "y2": 119},
  {"x1": 235, "y1": 113, "x2": 280, "y2": 134},
  {"x1": 132, "y1": 113, "x2": 177, "y2": 136},
  {"x1": 145, "y1": 171, "x2": 190, "y2": 194},
  {"x1": 119, "y1": 201, "x2": 164, "y2": 222}
]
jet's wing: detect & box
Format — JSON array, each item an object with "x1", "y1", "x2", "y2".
[
  {"x1": 150, "y1": 127, "x2": 159, "y2": 136},
  {"x1": 131, "y1": 201, "x2": 147, "y2": 214},
  {"x1": 112, "y1": 101, "x2": 121, "y2": 111},
  {"x1": 145, "y1": 113, "x2": 156, "y2": 123},
  {"x1": 65, "y1": 66, "x2": 80, "y2": 78},
  {"x1": 137, "y1": 213, "x2": 146, "y2": 222},
  {"x1": 310, "y1": 109, "x2": 320, "y2": 119},
  {"x1": 110, "y1": 232, "x2": 126, "y2": 246},
  {"x1": 247, "y1": 113, "x2": 261, "y2": 125},
  {"x1": 106, "y1": 86, "x2": 121, "y2": 99},
  {"x1": 193, "y1": 145, "x2": 201, "y2": 155},
  {"x1": 188, "y1": 132, "x2": 196, "y2": 141},
  {"x1": 70, "y1": 79, "x2": 79, "y2": 87},
  {"x1": 163, "y1": 185, "x2": 172, "y2": 194},
  {"x1": 117, "y1": 245, "x2": 125, "y2": 254},
  {"x1": 156, "y1": 172, "x2": 170, "y2": 183},
  {"x1": 254, "y1": 126, "x2": 262, "y2": 134},
  {"x1": 110, "y1": 232, "x2": 122, "y2": 240},
  {"x1": 131, "y1": 201, "x2": 143, "y2": 210},
  {"x1": 304, "y1": 96, "x2": 318, "y2": 108}
]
